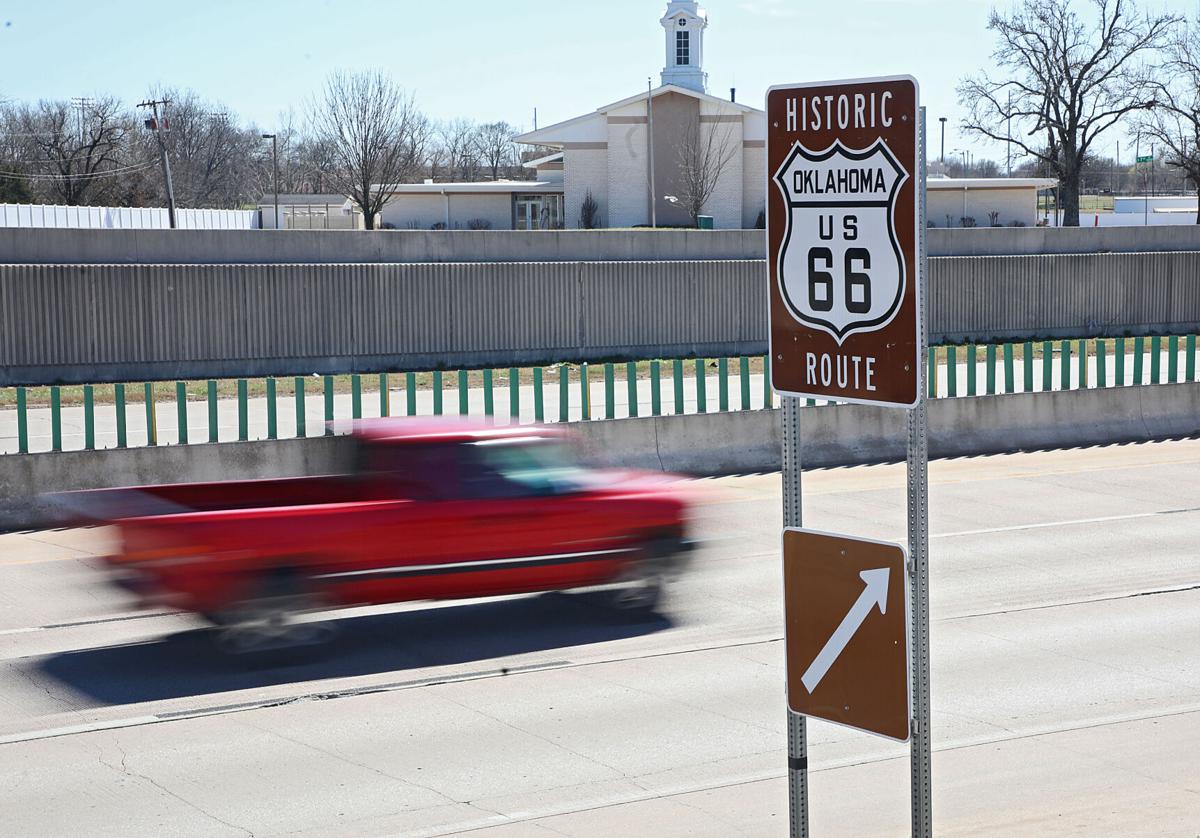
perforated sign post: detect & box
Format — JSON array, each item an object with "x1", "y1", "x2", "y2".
[{"x1": 767, "y1": 76, "x2": 932, "y2": 838}]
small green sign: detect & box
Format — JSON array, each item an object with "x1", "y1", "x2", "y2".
[{"x1": 1136, "y1": 155, "x2": 1154, "y2": 163}]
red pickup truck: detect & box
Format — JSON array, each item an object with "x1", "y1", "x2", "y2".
[{"x1": 67, "y1": 419, "x2": 696, "y2": 653}]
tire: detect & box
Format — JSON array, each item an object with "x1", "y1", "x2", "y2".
[
  {"x1": 210, "y1": 568, "x2": 335, "y2": 657},
  {"x1": 602, "y1": 549, "x2": 674, "y2": 614}
]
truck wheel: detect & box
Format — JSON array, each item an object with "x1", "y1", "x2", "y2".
[
  {"x1": 212, "y1": 569, "x2": 335, "y2": 657},
  {"x1": 603, "y1": 553, "x2": 670, "y2": 614}
]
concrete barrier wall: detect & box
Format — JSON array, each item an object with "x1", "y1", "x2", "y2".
[
  {"x1": 5, "y1": 382, "x2": 1199, "y2": 530},
  {"x1": 4, "y1": 224, "x2": 1200, "y2": 266},
  {"x1": 6, "y1": 250, "x2": 1200, "y2": 385}
]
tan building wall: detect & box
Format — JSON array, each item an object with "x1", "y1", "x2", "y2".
[
  {"x1": 564, "y1": 146, "x2": 608, "y2": 228},
  {"x1": 741, "y1": 143, "x2": 766, "y2": 228},
  {"x1": 607, "y1": 120, "x2": 651, "y2": 228},
  {"x1": 381, "y1": 193, "x2": 514, "y2": 230},
  {"x1": 929, "y1": 186, "x2": 1039, "y2": 228}
]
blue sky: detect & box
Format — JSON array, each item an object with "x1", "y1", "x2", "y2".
[{"x1": 0, "y1": 0, "x2": 1194, "y2": 162}]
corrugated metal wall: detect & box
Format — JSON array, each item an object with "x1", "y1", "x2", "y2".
[{"x1": 3, "y1": 253, "x2": 1199, "y2": 385}]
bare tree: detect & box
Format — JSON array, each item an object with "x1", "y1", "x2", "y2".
[
  {"x1": 436, "y1": 118, "x2": 479, "y2": 181},
  {"x1": 1137, "y1": 14, "x2": 1200, "y2": 222},
  {"x1": 308, "y1": 70, "x2": 427, "y2": 229},
  {"x1": 473, "y1": 121, "x2": 516, "y2": 180},
  {"x1": 958, "y1": 0, "x2": 1178, "y2": 226},
  {"x1": 10, "y1": 96, "x2": 135, "y2": 205},
  {"x1": 675, "y1": 117, "x2": 738, "y2": 226}
]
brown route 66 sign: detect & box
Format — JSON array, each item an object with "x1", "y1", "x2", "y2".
[{"x1": 766, "y1": 76, "x2": 920, "y2": 408}]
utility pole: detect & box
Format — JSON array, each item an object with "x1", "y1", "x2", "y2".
[
  {"x1": 647, "y1": 77, "x2": 657, "y2": 228},
  {"x1": 1115, "y1": 141, "x2": 1119, "y2": 195},
  {"x1": 938, "y1": 117, "x2": 946, "y2": 165},
  {"x1": 70, "y1": 97, "x2": 93, "y2": 144},
  {"x1": 1006, "y1": 90, "x2": 1012, "y2": 177},
  {"x1": 137, "y1": 98, "x2": 177, "y2": 229},
  {"x1": 262, "y1": 133, "x2": 279, "y2": 229}
]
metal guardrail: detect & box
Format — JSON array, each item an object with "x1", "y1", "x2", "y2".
[{"x1": 3, "y1": 253, "x2": 1200, "y2": 385}]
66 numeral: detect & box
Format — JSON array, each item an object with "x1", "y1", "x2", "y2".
[{"x1": 806, "y1": 247, "x2": 872, "y2": 314}]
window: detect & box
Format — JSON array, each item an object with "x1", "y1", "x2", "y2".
[{"x1": 676, "y1": 30, "x2": 689, "y2": 66}]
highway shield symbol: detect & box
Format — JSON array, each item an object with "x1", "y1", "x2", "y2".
[{"x1": 773, "y1": 138, "x2": 908, "y2": 344}]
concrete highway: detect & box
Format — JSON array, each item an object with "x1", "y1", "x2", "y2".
[{"x1": 1, "y1": 440, "x2": 1198, "y2": 835}]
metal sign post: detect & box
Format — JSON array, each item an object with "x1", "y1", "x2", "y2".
[
  {"x1": 908, "y1": 106, "x2": 933, "y2": 838},
  {"x1": 782, "y1": 395, "x2": 809, "y2": 838}
]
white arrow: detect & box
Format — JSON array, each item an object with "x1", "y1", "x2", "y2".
[{"x1": 801, "y1": 567, "x2": 890, "y2": 694}]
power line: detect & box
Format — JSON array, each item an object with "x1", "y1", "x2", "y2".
[{"x1": 0, "y1": 160, "x2": 156, "y2": 180}]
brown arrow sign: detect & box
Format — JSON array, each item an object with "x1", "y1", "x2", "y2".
[{"x1": 783, "y1": 528, "x2": 910, "y2": 741}]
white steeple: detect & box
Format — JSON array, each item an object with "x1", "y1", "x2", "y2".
[{"x1": 660, "y1": 1, "x2": 708, "y2": 93}]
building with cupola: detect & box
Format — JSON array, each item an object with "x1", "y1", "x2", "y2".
[
  {"x1": 376, "y1": 1, "x2": 766, "y2": 231},
  {"x1": 514, "y1": 0, "x2": 766, "y2": 230}
]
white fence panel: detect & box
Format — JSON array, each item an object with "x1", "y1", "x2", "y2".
[{"x1": 0, "y1": 203, "x2": 259, "y2": 230}]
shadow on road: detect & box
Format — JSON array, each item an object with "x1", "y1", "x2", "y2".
[{"x1": 35, "y1": 593, "x2": 671, "y2": 707}]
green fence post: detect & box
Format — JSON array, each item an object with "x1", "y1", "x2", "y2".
[
  {"x1": 1078, "y1": 339, "x2": 1088, "y2": 388},
  {"x1": 1096, "y1": 340, "x2": 1107, "y2": 388},
  {"x1": 533, "y1": 367, "x2": 545, "y2": 422},
  {"x1": 580, "y1": 363, "x2": 590, "y2": 420},
  {"x1": 16, "y1": 387, "x2": 28, "y2": 453},
  {"x1": 483, "y1": 369, "x2": 495, "y2": 417},
  {"x1": 207, "y1": 380, "x2": 218, "y2": 442},
  {"x1": 695, "y1": 358, "x2": 707, "y2": 413},
  {"x1": 1060, "y1": 341, "x2": 1071, "y2": 390},
  {"x1": 143, "y1": 383, "x2": 157, "y2": 446},
  {"x1": 351, "y1": 375, "x2": 362, "y2": 419},
  {"x1": 718, "y1": 358, "x2": 729, "y2": 410},
  {"x1": 946, "y1": 346, "x2": 958, "y2": 397},
  {"x1": 1115, "y1": 338, "x2": 1126, "y2": 387},
  {"x1": 673, "y1": 359, "x2": 685, "y2": 414},
  {"x1": 626, "y1": 362, "x2": 638, "y2": 418},
  {"x1": 382, "y1": 373, "x2": 392, "y2": 417},
  {"x1": 603, "y1": 363, "x2": 615, "y2": 420},
  {"x1": 458, "y1": 370, "x2": 469, "y2": 415},
  {"x1": 1002, "y1": 344, "x2": 1015, "y2": 394},
  {"x1": 1133, "y1": 337, "x2": 1144, "y2": 385},
  {"x1": 294, "y1": 377, "x2": 306, "y2": 438},
  {"x1": 405, "y1": 372, "x2": 417, "y2": 416},
  {"x1": 266, "y1": 378, "x2": 277, "y2": 439},
  {"x1": 966, "y1": 346, "x2": 977, "y2": 396},
  {"x1": 1150, "y1": 336, "x2": 1162, "y2": 384},
  {"x1": 84, "y1": 384, "x2": 95, "y2": 450},
  {"x1": 739, "y1": 356, "x2": 751, "y2": 410},
  {"x1": 558, "y1": 364, "x2": 569, "y2": 422},
  {"x1": 651, "y1": 360, "x2": 662, "y2": 416},
  {"x1": 1168, "y1": 336, "x2": 1179, "y2": 383},
  {"x1": 50, "y1": 386, "x2": 63, "y2": 452},
  {"x1": 985, "y1": 344, "x2": 997, "y2": 394},
  {"x1": 1041, "y1": 341, "x2": 1052, "y2": 392},
  {"x1": 927, "y1": 347, "x2": 938, "y2": 398},
  {"x1": 115, "y1": 383, "x2": 127, "y2": 448},
  {"x1": 433, "y1": 371, "x2": 444, "y2": 416},
  {"x1": 764, "y1": 355, "x2": 772, "y2": 408},
  {"x1": 237, "y1": 379, "x2": 249, "y2": 441},
  {"x1": 509, "y1": 368, "x2": 521, "y2": 421},
  {"x1": 1022, "y1": 342, "x2": 1033, "y2": 393},
  {"x1": 174, "y1": 381, "x2": 188, "y2": 445},
  {"x1": 324, "y1": 375, "x2": 335, "y2": 433},
  {"x1": 1187, "y1": 336, "x2": 1197, "y2": 382}
]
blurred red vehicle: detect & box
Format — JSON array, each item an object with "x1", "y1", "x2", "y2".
[{"x1": 62, "y1": 419, "x2": 696, "y2": 652}]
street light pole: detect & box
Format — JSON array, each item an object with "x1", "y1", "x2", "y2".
[
  {"x1": 938, "y1": 117, "x2": 946, "y2": 165},
  {"x1": 262, "y1": 133, "x2": 279, "y2": 229}
]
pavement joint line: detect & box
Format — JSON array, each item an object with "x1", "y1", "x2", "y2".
[
  {"x1": 434, "y1": 703, "x2": 1200, "y2": 837},
  {"x1": 0, "y1": 610, "x2": 188, "y2": 637},
  {"x1": 945, "y1": 582, "x2": 1200, "y2": 620},
  {"x1": 932, "y1": 505, "x2": 1200, "y2": 539}
]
